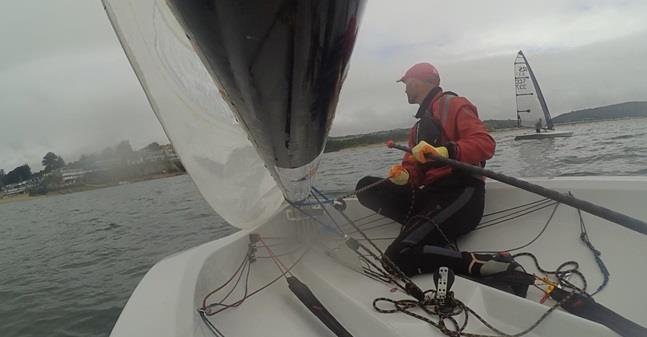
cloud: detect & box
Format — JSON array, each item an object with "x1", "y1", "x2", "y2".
[
  {"x1": 0, "y1": 47, "x2": 166, "y2": 171},
  {"x1": 1, "y1": 0, "x2": 647, "y2": 170},
  {"x1": 332, "y1": 0, "x2": 647, "y2": 135}
]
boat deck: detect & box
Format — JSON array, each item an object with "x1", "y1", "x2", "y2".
[
  {"x1": 515, "y1": 131, "x2": 574, "y2": 140},
  {"x1": 111, "y1": 177, "x2": 647, "y2": 337}
]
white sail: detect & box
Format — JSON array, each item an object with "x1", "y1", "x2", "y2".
[
  {"x1": 514, "y1": 51, "x2": 553, "y2": 129},
  {"x1": 102, "y1": 0, "x2": 283, "y2": 229}
]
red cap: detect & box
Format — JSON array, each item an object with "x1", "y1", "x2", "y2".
[{"x1": 397, "y1": 63, "x2": 440, "y2": 84}]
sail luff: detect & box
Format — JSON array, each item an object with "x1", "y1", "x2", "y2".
[
  {"x1": 101, "y1": 0, "x2": 286, "y2": 229},
  {"x1": 519, "y1": 51, "x2": 554, "y2": 130}
]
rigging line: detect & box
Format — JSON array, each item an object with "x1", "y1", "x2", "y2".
[
  {"x1": 332, "y1": 177, "x2": 392, "y2": 201},
  {"x1": 463, "y1": 295, "x2": 572, "y2": 337},
  {"x1": 313, "y1": 193, "x2": 429, "y2": 302},
  {"x1": 513, "y1": 252, "x2": 587, "y2": 294},
  {"x1": 201, "y1": 248, "x2": 252, "y2": 309},
  {"x1": 481, "y1": 198, "x2": 550, "y2": 217},
  {"x1": 346, "y1": 218, "x2": 398, "y2": 234},
  {"x1": 362, "y1": 267, "x2": 393, "y2": 283},
  {"x1": 506, "y1": 202, "x2": 560, "y2": 253},
  {"x1": 314, "y1": 240, "x2": 393, "y2": 285},
  {"x1": 206, "y1": 258, "x2": 253, "y2": 313},
  {"x1": 319, "y1": 192, "x2": 384, "y2": 256},
  {"x1": 258, "y1": 236, "x2": 298, "y2": 240},
  {"x1": 258, "y1": 241, "x2": 300, "y2": 248},
  {"x1": 310, "y1": 192, "x2": 395, "y2": 271},
  {"x1": 295, "y1": 187, "x2": 426, "y2": 301},
  {"x1": 347, "y1": 239, "x2": 411, "y2": 293},
  {"x1": 375, "y1": 290, "x2": 574, "y2": 337},
  {"x1": 255, "y1": 244, "x2": 305, "y2": 259},
  {"x1": 571, "y1": 191, "x2": 609, "y2": 296},
  {"x1": 312, "y1": 187, "x2": 394, "y2": 231},
  {"x1": 475, "y1": 201, "x2": 558, "y2": 231},
  {"x1": 203, "y1": 244, "x2": 313, "y2": 316},
  {"x1": 479, "y1": 199, "x2": 554, "y2": 224},
  {"x1": 307, "y1": 191, "x2": 417, "y2": 295},
  {"x1": 406, "y1": 214, "x2": 456, "y2": 249},
  {"x1": 474, "y1": 202, "x2": 560, "y2": 255},
  {"x1": 354, "y1": 237, "x2": 398, "y2": 241},
  {"x1": 255, "y1": 236, "x2": 305, "y2": 258},
  {"x1": 311, "y1": 186, "x2": 333, "y2": 202},
  {"x1": 310, "y1": 192, "x2": 350, "y2": 236},
  {"x1": 347, "y1": 212, "x2": 382, "y2": 225},
  {"x1": 319, "y1": 195, "x2": 571, "y2": 336},
  {"x1": 340, "y1": 213, "x2": 390, "y2": 232},
  {"x1": 478, "y1": 202, "x2": 557, "y2": 229},
  {"x1": 258, "y1": 237, "x2": 291, "y2": 276},
  {"x1": 199, "y1": 310, "x2": 226, "y2": 337},
  {"x1": 285, "y1": 199, "x2": 344, "y2": 237}
]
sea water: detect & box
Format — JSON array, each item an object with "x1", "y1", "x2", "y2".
[{"x1": 1, "y1": 118, "x2": 646, "y2": 337}]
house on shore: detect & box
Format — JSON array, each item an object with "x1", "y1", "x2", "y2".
[{"x1": 1, "y1": 181, "x2": 28, "y2": 197}]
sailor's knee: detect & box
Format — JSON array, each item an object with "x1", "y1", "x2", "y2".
[
  {"x1": 355, "y1": 176, "x2": 376, "y2": 191},
  {"x1": 384, "y1": 244, "x2": 418, "y2": 276}
]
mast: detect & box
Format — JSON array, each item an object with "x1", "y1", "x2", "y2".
[{"x1": 518, "y1": 51, "x2": 554, "y2": 130}]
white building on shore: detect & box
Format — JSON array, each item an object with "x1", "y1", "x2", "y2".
[
  {"x1": 60, "y1": 168, "x2": 94, "y2": 185},
  {"x1": 1, "y1": 181, "x2": 28, "y2": 197}
]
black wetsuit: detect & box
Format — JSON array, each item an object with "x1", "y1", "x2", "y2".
[
  {"x1": 355, "y1": 175, "x2": 485, "y2": 276},
  {"x1": 356, "y1": 88, "x2": 488, "y2": 276}
]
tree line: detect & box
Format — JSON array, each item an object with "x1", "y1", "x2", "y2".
[{"x1": 1, "y1": 141, "x2": 178, "y2": 189}]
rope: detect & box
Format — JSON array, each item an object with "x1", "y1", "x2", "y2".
[
  {"x1": 333, "y1": 177, "x2": 392, "y2": 201},
  {"x1": 313, "y1": 185, "x2": 600, "y2": 337},
  {"x1": 373, "y1": 290, "x2": 575, "y2": 337},
  {"x1": 571, "y1": 192, "x2": 609, "y2": 296},
  {"x1": 474, "y1": 202, "x2": 560, "y2": 254},
  {"x1": 513, "y1": 252, "x2": 588, "y2": 294},
  {"x1": 199, "y1": 180, "x2": 609, "y2": 337},
  {"x1": 200, "y1": 239, "x2": 310, "y2": 316},
  {"x1": 258, "y1": 237, "x2": 291, "y2": 276},
  {"x1": 481, "y1": 198, "x2": 551, "y2": 217},
  {"x1": 475, "y1": 200, "x2": 557, "y2": 231}
]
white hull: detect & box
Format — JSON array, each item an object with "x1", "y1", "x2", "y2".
[
  {"x1": 515, "y1": 131, "x2": 574, "y2": 140},
  {"x1": 110, "y1": 177, "x2": 647, "y2": 337}
]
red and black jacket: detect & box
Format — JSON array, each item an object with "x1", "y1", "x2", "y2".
[{"x1": 402, "y1": 87, "x2": 496, "y2": 187}]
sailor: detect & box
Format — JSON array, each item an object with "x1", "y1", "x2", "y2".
[
  {"x1": 356, "y1": 63, "x2": 521, "y2": 285},
  {"x1": 535, "y1": 118, "x2": 543, "y2": 133}
]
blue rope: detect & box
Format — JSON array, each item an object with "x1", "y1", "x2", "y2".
[{"x1": 311, "y1": 186, "x2": 333, "y2": 202}]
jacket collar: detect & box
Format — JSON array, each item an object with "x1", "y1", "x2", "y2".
[{"x1": 415, "y1": 86, "x2": 442, "y2": 118}]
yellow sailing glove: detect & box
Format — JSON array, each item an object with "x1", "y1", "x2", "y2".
[
  {"x1": 388, "y1": 164, "x2": 409, "y2": 185},
  {"x1": 411, "y1": 141, "x2": 448, "y2": 163}
]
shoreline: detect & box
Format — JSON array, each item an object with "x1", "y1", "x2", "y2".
[
  {"x1": 0, "y1": 172, "x2": 186, "y2": 206},
  {"x1": 325, "y1": 116, "x2": 647, "y2": 153}
]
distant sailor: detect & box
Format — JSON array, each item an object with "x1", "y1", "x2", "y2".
[
  {"x1": 535, "y1": 118, "x2": 543, "y2": 133},
  {"x1": 356, "y1": 63, "x2": 522, "y2": 290}
]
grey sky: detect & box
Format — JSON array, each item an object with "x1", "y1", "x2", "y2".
[{"x1": 1, "y1": 0, "x2": 646, "y2": 171}]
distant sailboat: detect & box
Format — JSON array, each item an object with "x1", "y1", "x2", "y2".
[{"x1": 514, "y1": 50, "x2": 573, "y2": 140}]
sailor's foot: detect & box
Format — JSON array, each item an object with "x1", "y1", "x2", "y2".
[{"x1": 463, "y1": 252, "x2": 531, "y2": 298}]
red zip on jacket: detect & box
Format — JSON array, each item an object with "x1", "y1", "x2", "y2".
[{"x1": 401, "y1": 89, "x2": 495, "y2": 186}]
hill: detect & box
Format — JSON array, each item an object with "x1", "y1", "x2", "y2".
[
  {"x1": 325, "y1": 129, "x2": 409, "y2": 152},
  {"x1": 325, "y1": 101, "x2": 647, "y2": 153},
  {"x1": 552, "y1": 101, "x2": 647, "y2": 124}
]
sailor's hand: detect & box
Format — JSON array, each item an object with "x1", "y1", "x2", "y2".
[
  {"x1": 388, "y1": 164, "x2": 409, "y2": 185},
  {"x1": 411, "y1": 141, "x2": 448, "y2": 163}
]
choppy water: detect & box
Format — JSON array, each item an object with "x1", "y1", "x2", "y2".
[
  {"x1": 317, "y1": 118, "x2": 647, "y2": 193},
  {"x1": 0, "y1": 177, "x2": 235, "y2": 337},
  {"x1": 1, "y1": 118, "x2": 646, "y2": 337}
]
